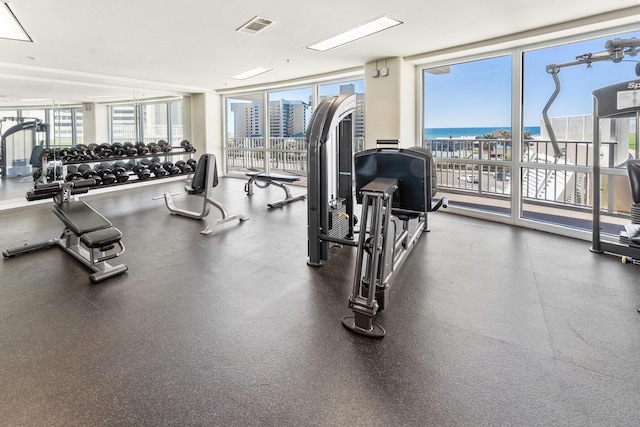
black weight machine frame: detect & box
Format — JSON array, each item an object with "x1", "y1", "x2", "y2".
[
  {"x1": 1, "y1": 117, "x2": 50, "y2": 179},
  {"x1": 306, "y1": 94, "x2": 446, "y2": 338},
  {"x1": 543, "y1": 37, "x2": 640, "y2": 258}
]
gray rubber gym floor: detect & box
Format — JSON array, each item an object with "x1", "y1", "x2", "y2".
[{"x1": 1, "y1": 176, "x2": 640, "y2": 427}]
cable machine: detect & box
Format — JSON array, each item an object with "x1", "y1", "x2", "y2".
[
  {"x1": 542, "y1": 38, "x2": 640, "y2": 261},
  {"x1": 591, "y1": 79, "x2": 640, "y2": 262},
  {"x1": 1, "y1": 117, "x2": 50, "y2": 179}
]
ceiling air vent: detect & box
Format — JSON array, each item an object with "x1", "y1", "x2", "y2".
[{"x1": 236, "y1": 16, "x2": 275, "y2": 35}]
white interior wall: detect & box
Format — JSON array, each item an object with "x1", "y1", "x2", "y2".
[{"x1": 364, "y1": 57, "x2": 416, "y2": 149}]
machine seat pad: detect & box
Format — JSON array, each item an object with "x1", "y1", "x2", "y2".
[
  {"x1": 80, "y1": 227, "x2": 122, "y2": 248},
  {"x1": 246, "y1": 171, "x2": 300, "y2": 183},
  {"x1": 53, "y1": 201, "x2": 112, "y2": 235}
]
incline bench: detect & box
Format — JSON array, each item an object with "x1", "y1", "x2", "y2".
[
  {"x1": 244, "y1": 171, "x2": 306, "y2": 208},
  {"x1": 3, "y1": 179, "x2": 128, "y2": 283}
]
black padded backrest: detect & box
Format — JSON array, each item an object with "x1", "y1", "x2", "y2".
[
  {"x1": 628, "y1": 160, "x2": 640, "y2": 205},
  {"x1": 190, "y1": 154, "x2": 218, "y2": 193},
  {"x1": 30, "y1": 144, "x2": 44, "y2": 167},
  {"x1": 354, "y1": 146, "x2": 437, "y2": 215}
]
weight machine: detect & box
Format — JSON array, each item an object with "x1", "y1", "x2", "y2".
[
  {"x1": 543, "y1": 37, "x2": 640, "y2": 263},
  {"x1": 306, "y1": 94, "x2": 447, "y2": 338},
  {"x1": 1, "y1": 117, "x2": 50, "y2": 179}
]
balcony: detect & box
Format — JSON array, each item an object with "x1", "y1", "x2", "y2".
[{"x1": 425, "y1": 137, "x2": 632, "y2": 236}]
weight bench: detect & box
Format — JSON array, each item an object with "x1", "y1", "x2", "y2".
[
  {"x1": 244, "y1": 171, "x2": 306, "y2": 208},
  {"x1": 3, "y1": 179, "x2": 128, "y2": 283},
  {"x1": 157, "y1": 153, "x2": 249, "y2": 235}
]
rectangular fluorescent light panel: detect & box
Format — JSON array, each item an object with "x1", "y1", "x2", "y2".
[
  {"x1": 306, "y1": 16, "x2": 402, "y2": 52},
  {"x1": 232, "y1": 67, "x2": 273, "y2": 80},
  {"x1": 0, "y1": 2, "x2": 33, "y2": 42}
]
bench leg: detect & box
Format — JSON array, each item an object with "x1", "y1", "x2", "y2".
[
  {"x1": 3, "y1": 239, "x2": 59, "y2": 257},
  {"x1": 267, "y1": 180, "x2": 306, "y2": 208},
  {"x1": 59, "y1": 230, "x2": 128, "y2": 282},
  {"x1": 200, "y1": 196, "x2": 249, "y2": 235},
  {"x1": 244, "y1": 177, "x2": 256, "y2": 196}
]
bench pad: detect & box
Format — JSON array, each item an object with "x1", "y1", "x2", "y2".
[
  {"x1": 246, "y1": 171, "x2": 300, "y2": 183},
  {"x1": 53, "y1": 201, "x2": 112, "y2": 235},
  {"x1": 80, "y1": 227, "x2": 122, "y2": 248}
]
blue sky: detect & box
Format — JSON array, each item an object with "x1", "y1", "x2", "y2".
[{"x1": 424, "y1": 31, "x2": 640, "y2": 128}]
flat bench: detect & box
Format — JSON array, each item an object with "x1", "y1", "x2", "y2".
[
  {"x1": 244, "y1": 171, "x2": 306, "y2": 208},
  {"x1": 3, "y1": 180, "x2": 128, "y2": 283}
]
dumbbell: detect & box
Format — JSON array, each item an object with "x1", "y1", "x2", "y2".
[
  {"x1": 186, "y1": 158, "x2": 197, "y2": 170},
  {"x1": 97, "y1": 168, "x2": 117, "y2": 185},
  {"x1": 65, "y1": 171, "x2": 84, "y2": 182},
  {"x1": 82, "y1": 170, "x2": 103, "y2": 186},
  {"x1": 146, "y1": 142, "x2": 161, "y2": 154},
  {"x1": 125, "y1": 159, "x2": 137, "y2": 171},
  {"x1": 97, "y1": 143, "x2": 113, "y2": 158},
  {"x1": 174, "y1": 160, "x2": 192, "y2": 174},
  {"x1": 135, "y1": 142, "x2": 149, "y2": 156},
  {"x1": 158, "y1": 140, "x2": 172, "y2": 152},
  {"x1": 78, "y1": 163, "x2": 92, "y2": 174},
  {"x1": 112, "y1": 166, "x2": 130, "y2": 183},
  {"x1": 111, "y1": 142, "x2": 126, "y2": 157},
  {"x1": 123, "y1": 141, "x2": 138, "y2": 157},
  {"x1": 180, "y1": 140, "x2": 196, "y2": 152},
  {"x1": 162, "y1": 161, "x2": 181, "y2": 175},
  {"x1": 149, "y1": 162, "x2": 168, "y2": 178},
  {"x1": 136, "y1": 166, "x2": 151, "y2": 180}
]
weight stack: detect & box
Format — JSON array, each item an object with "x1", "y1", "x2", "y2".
[
  {"x1": 328, "y1": 198, "x2": 350, "y2": 240},
  {"x1": 631, "y1": 204, "x2": 640, "y2": 224}
]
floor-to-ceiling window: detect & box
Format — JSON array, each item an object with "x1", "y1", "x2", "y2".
[
  {"x1": 267, "y1": 88, "x2": 312, "y2": 176},
  {"x1": 420, "y1": 27, "x2": 640, "y2": 239},
  {"x1": 223, "y1": 78, "x2": 365, "y2": 177},
  {"x1": 225, "y1": 93, "x2": 265, "y2": 174},
  {"x1": 521, "y1": 30, "x2": 640, "y2": 238},
  {"x1": 110, "y1": 100, "x2": 183, "y2": 145},
  {"x1": 423, "y1": 56, "x2": 513, "y2": 216}
]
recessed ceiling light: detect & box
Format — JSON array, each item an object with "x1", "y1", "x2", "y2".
[
  {"x1": 305, "y1": 15, "x2": 402, "y2": 52},
  {"x1": 232, "y1": 67, "x2": 273, "y2": 80},
  {"x1": 0, "y1": 2, "x2": 33, "y2": 42}
]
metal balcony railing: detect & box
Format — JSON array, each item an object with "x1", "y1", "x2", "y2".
[
  {"x1": 224, "y1": 137, "x2": 365, "y2": 180},
  {"x1": 425, "y1": 137, "x2": 629, "y2": 214}
]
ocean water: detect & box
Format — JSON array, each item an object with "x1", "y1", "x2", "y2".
[{"x1": 424, "y1": 126, "x2": 541, "y2": 139}]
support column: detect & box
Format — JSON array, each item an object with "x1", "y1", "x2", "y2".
[
  {"x1": 82, "y1": 102, "x2": 108, "y2": 145},
  {"x1": 364, "y1": 57, "x2": 416, "y2": 149},
  {"x1": 189, "y1": 92, "x2": 222, "y2": 159}
]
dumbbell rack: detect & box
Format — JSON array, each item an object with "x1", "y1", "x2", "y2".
[{"x1": 60, "y1": 147, "x2": 195, "y2": 189}]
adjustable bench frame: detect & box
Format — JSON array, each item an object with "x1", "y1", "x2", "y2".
[
  {"x1": 158, "y1": 154, "x2": 248, "y2": 235},
  {"x1": 244, "y1": 171, "x2": 306, "y2": 208},
  {"x1": 3, "y1": 179, "x2": 128, "y2": 283}
]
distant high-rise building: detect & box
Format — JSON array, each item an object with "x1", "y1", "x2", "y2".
[
  {"x1": 230, "y1": 102, "x2": 263, "y2": 137},
  {"x1": 269, "y1": 99, "x2": 309, "y2": 138}
]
